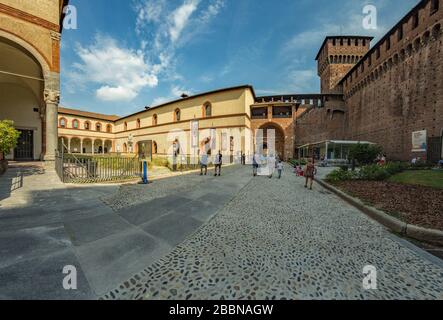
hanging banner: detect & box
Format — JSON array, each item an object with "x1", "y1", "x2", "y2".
[
  {"x1": 412, "y1": 130, "x2": 427, "y2": 152},
  {"x1": 190, "y1": 121, "x2": 199, "y2": 148}
]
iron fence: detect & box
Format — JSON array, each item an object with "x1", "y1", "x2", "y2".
[{"x1": 55, "y1": 150, "x2": 141, "y2": 184}]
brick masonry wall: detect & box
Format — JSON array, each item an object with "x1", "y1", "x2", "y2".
[{"x1": 295, "y1": 1, "x2": 443, "y2": 162}]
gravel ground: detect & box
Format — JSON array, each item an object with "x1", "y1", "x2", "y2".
[{"x1": 102, "y1": 166, "x2": 443, "y2": 300}]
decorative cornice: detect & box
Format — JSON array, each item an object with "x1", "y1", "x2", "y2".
[{"x1": 0, "y1": 3, "x2": 59, "y2": 32}]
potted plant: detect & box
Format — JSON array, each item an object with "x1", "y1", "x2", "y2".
[{"x1": 0, "y1": 120, "x2": 21, "y2": 175}]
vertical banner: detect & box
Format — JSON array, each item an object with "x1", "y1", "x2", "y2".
[
  {"x1": 412, "y1": 130, "x2": 427, "y2": 152},
  {"x1": 190, "y1": 121, "x2": 199, "y2": 148},
  {"x1": 190, "y1": 121, "x2": 199, "y2": 165}
]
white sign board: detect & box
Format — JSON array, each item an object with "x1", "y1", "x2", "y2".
[{"x1": 412, "y1": 130, "x2": 427, "y2": 152}]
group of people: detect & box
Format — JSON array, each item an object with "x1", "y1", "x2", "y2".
[
  {"x1": 198, "y1": 151, "x2": 317, "y2": 189},
  {"x1": 199, "y1": 151, "x2": 223, "y2": 177}
]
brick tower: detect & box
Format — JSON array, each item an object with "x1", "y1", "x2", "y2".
[{"x1": 316, "y1": 36, "x2": 373, "y2": 93}]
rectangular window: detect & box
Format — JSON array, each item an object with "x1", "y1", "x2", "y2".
[
  {"x1": 431, "y1": 0, "x2": 439, "y2": 14},
  {"x1": 376, "y1": 47, "x2": 380, "y2": 59},
  {"x1": 386, "y1": 37, "x2": 391, "y2": 50},
  {"x1": 368, "y1": 55, "x2": 372, "y2": 66},
  {"x1": 412, "y1": 12, "x2": 419, "y2": 29},
  {"x1": 398, "y1": 25, "x2": 403, "y2": 41}
]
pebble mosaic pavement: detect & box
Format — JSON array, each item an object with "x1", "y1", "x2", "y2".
[{"x1": 102, "y1": 166, "x2": 443, "y2": 300}]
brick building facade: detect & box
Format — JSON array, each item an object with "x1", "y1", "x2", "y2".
[{"x1": 295, "y1": 0, "x2": 443, "y2": 162}]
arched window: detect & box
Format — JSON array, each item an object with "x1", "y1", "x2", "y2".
[
  {"x1": 72, "y1": 119, "x2": 80, "y2": 129},
  {"x1": 96, "y1": 123, "x2": 102, "y2": 132},
  {"x1": 59, "y1": 118, "x2": 67, "y2": 128},
  {"x1": 124, "y1": 122, "x2": 128, "y2": 131},
  {"x1": 203, "y1": 102, "x2": 212, "y2": 117},
  {"x1": 153, "y1": 141, "x2": 158, "y2": 154},
  {"x1": 174, "y1": 109, "x2": 181, "y2": 122},
  {"x1": 136, "y1": 118, "x2": 141, "y2": 129},
  {"x1": 152, "y1": 114, "x2": 158, "y2": 126},
  {"x1": 106, "y1": 124, "x2": 112, "y2": 133},
  {"x1": 84, "y1": 121, "x2": 91, "y2": 130}
]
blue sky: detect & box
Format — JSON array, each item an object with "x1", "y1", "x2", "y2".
[{"x1": 60, "y1": 0, "x2": 418, "y2": 116}]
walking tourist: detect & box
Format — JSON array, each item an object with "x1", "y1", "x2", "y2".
[
  {"x1": 214, "y1": 151, "x2": 223, "y2": 176},
  {"x1": 200, "y1": 151, "x2": 208, "y2": 176},
  {"x1": 304, "y1": 159, "x2": 317, "y2": 190},
  {"x1": 277, "y1": 160, "x2": 283, "y2": 179}
]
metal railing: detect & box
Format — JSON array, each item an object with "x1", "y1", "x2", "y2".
[{"x1": 55, "y1": 142, "x2": 141, "y2": 183}]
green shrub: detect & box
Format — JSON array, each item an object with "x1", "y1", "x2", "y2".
[
  {"x1": 151, "y1": 156, "x2": 169, "y2": 167},
  {"x1": 326, "y1": 169, "x2": 357, "y2": 183},
  {"x1": 339, "y1": 165, "x2": 349, "y2": 172},
  {"x1": 358, "y1": 165, "x2": 390, "y2": 181},
  {"x1": 384, "y1": 162, "x2": 408, "y2": 175},
  {"x1": 348, "y1": 143, "x2": 383, "y2": 165},
  {"x1": 0, "y1": 120, "x2": 21, "y2": 156}
]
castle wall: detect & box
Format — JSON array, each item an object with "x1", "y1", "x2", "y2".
[{"x1": 342, "y1": 0, "x2": 443, "y2": 161}]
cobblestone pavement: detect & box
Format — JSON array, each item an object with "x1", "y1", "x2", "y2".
[{"x1": 103, "y1": 165, "x2": 443, "y2": 300}]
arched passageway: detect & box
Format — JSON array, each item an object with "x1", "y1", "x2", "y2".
[
  {"x1": 0, "y1": 33, "x2": 59, "y2": 162},
  {"x1": 257, "y1": 123, "x2": 285, "y2": 160}
]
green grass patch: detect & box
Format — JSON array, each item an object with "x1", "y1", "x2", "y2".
[{"x1": 388, "y1": 170, "x2": 443, "y2": 189}]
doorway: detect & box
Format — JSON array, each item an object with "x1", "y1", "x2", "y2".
[{"x1": 14, "y1": 129, "x2": 34, "y2": 160}]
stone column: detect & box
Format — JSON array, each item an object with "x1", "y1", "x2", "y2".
[
  {"x1": 80, "y1": 139, "x2": 83, "y2": 154},
  {"x1": 92, "y1": 140, "x2": 95, "y2": 155},
  {"x1": 43, "y1": 89, "x2": 60, "y2": 161},
  {"x1": 67, "y1": 137, "x2": 71, "y2": 154},
  {"x1": 102, "y1": 140, "x2": 105, "y2": 154}
]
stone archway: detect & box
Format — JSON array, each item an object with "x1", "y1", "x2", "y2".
[
  {"x1": 258, "y1": 123, "x2": 285, "y2": 160},
  {"x1": 0, "y1": 31, "x2": 59, "y2": 162}
]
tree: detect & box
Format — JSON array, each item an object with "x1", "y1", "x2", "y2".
[
  {"x1": 348, "y1": 143, "x2": 383, "y2": 166},
  {"x1": 0, "y1": 120, "x2": 21, "y2": 158}
]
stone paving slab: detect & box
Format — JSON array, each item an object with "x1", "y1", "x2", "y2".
[
  {"x1": 141, "y1": 211, "x2": 203, "y2": 247},
  {"x1": 74, "y1": 229, "x2": 172, "y2": 296},
  {"x1": 64, "y1": 214, "x2": 133, "y2": 246},
  {"x1": 0, "y1": 224, "x2": 71, "y2": 269},
  {"x1": 117, "y1": 195, "x2": 192, "y2": 226},
  {"x1": 0, "y1": 248, "x2": 94, "y2": 300}
]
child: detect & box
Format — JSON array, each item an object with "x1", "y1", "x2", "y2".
[
  {"x1": 296, "y1": 165, "x2": 303, "y2": 177},
  {"x1": 277, "y1": 161, "x2": 284, "y2": 179}
]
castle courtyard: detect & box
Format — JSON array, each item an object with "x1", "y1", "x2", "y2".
[{"x1": 1, "y1": 164, "x2": 442, "y2": 300}]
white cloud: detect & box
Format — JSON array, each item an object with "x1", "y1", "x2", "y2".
[
  {"x1": 68, "y1": 35, "x2": 159, "y2": 102},
  {"x1": 201, "y1": 0, "x2": 225, "y2": 23},
  {"x1": 151, "y1": 85, "x2": 193, "y2": 106},
  {"x1": 169, "y1": 0, "x2": 200, "y2": 43}
]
